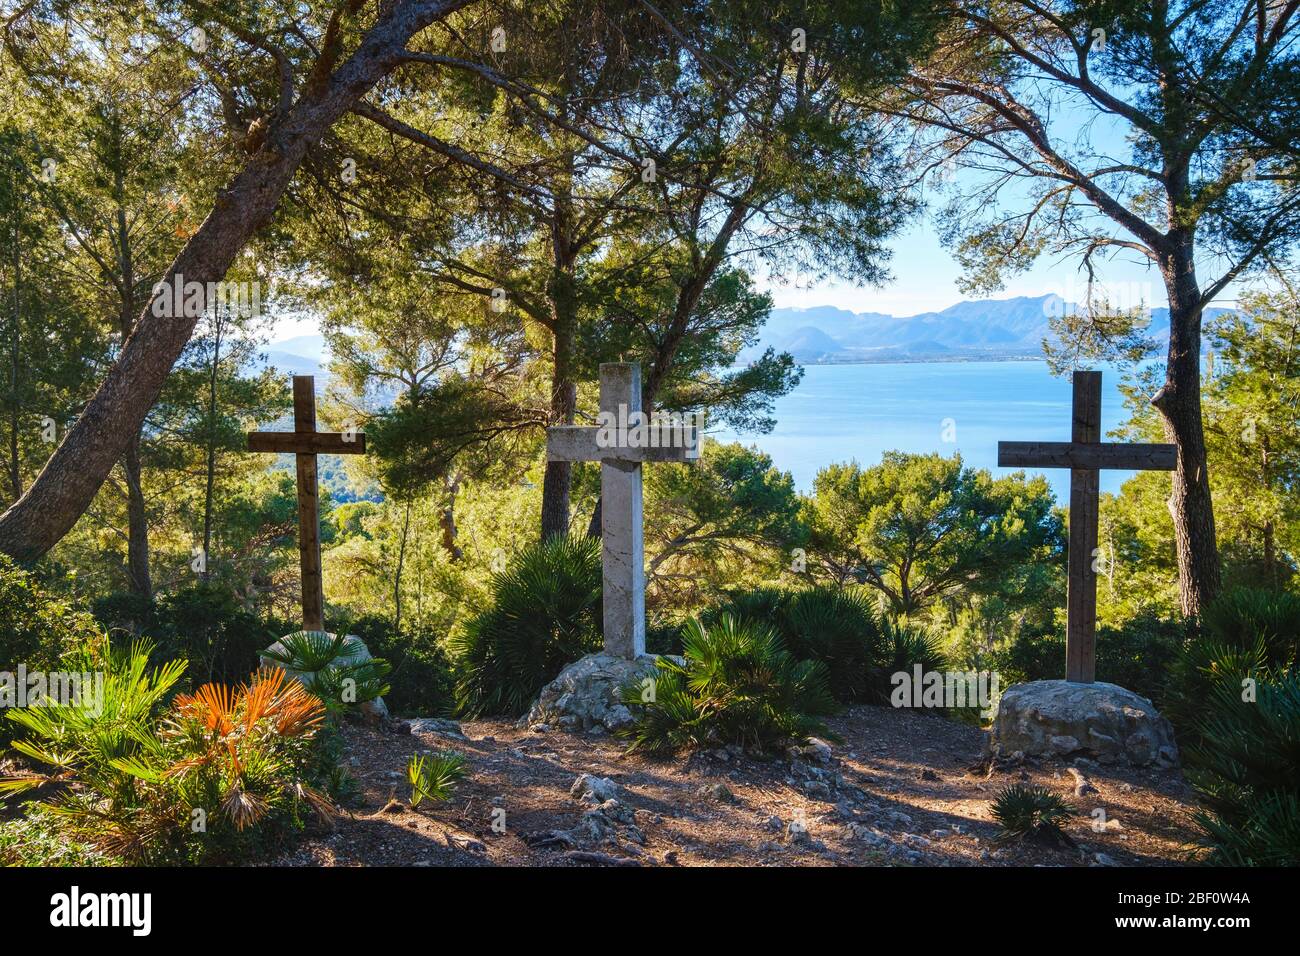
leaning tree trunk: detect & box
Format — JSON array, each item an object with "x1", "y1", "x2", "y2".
[
  {"x1": 1152, "y1": 237, "x2": 1221, "y2": 619},
  {"x1": 0, "y1": 0, "x2": 473, "y2": 562}
]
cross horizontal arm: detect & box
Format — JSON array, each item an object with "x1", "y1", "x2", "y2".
[
  {"x1": 546, "y1": 426, "x2": 699, "y2": 463},
  {"x1": 998, "y1": 441, "x2": 1176, "y2": 471},
  {"x1": 248, "y1": 432, "x2": 367, "y2": 455}
]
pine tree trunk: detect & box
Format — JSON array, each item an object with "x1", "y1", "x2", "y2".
[
  {"x1": 123, "y1": 433, "x2": 151, "y2": 598},
  {"x1": 394, "y1": 496, "x2": 412, "y2": 633},
  {"x1": 1152, "y1": 237, "x2": 1221, "y2": 618},
  {"x1": 540, "y1": 259, "x2": 577, "y2": 540},
  {"x1": 201, "y1": 313, "x2": 224, "y2": 584}
]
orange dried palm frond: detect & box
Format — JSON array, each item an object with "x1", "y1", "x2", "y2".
[
  {"x1": 264, "y1": 674, "x2": 326, "y2": 737},
  {"x1": 174, "y1": 682, "x2": 236, "y2": 735},
  {"x1": 240, "y1": 667, "x2": 286, "y2": 729}
]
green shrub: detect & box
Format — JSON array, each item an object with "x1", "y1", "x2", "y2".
[
  {"x1": 0, "y1": 804, "x2": 114, "y2": 866},
  {"x1": 407, "y1": 751, "x2": 467, "y2": 806},
  {"x1": 1186, "y1": 670, "x2": 1300, "y2": 865},
  {"x1": 1200, "y1": 587, "x2": 1300, "y2": 665},
  {"x1": 92, "y1": 584, "x2": 275, "y2": 686},
  {"x1": 989, "y1": 616, "x2": 1182, "y2": 706},
  {"x1": 619, "y1": 615, "x2": 837, "y2": 755},
  {"x1": 1166, "y1": 587, "x2": 1300, "y2": 740},
  {"x1": 707, "y1": 585, "x2": 885, "y2": 703},
  {"x1": 348, "y1": 615, "x2": 456, "y2": 716},
  {"x1": 0, "y1": 553, "x2": 102, "y2": 672},
  {"x1": 449, "y1": 536, "x2": 602, "y2": 717},
  {"x1": 261, "y1": 631, "x2": 391, "y2": 713},
  {"x1": 1, "y1": 640, "x2": 338, "y2": 864},
  {"x1": 991, "y1": 784, "x2": 1075, "y2": 847}
]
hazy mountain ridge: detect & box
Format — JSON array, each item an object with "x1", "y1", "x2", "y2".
[{"x1": 749, "y1": 294, "x2": 1218, "y2": 364}]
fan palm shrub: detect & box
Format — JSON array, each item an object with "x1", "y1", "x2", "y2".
[
  {"x1": 1165, "y1": 587, "x2": 1300, "y2": 742},
  {"x1": 1186, "y1": 670, "x2": 1300, "y2": 865},
  {"x1": 707, "y1": 585, "x2": 885, "y2": 703},
  {"x1": 261, "y1": 631, "x2": 391, "y2": 713},
  {"x1": 449, "y1": 535, "x2": 602, "y2": 717},
  {"x1": 619, "y1": 615, "x2": 837, "y2": 755},
  {"x1": 991, "y1": 784, "x2": 1075, "y2": 847},
  {"x1": 873, "y1": 616, "x2": 948, "y2": 705},
  {"x1": 407, "y1": 751, "x2": 467, "y2": 807},
  {"x1": 1, "y1": 641, "x2": 337, "y2": 864}
]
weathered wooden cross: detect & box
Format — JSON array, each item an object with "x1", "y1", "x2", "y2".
[
  {"x1": 547, "y1": 363, "x2": 701, "y2": 659},
  {"x1": 998, "y1": 370, "x2": 1175, "y2": 683},
  {"x1": 247, "y1": 375, "x2": 366, "y2": 631}
]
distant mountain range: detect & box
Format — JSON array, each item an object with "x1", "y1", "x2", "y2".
[
  {"x1": 746, "y1": 294, "x2": 1225, "y2": 364},
  {"x1": 257, "y1": 333, "x2": 328, "y2": 379},
  {"x1": 259, "y1": 295, "x2": 1228, "y2": 375}
]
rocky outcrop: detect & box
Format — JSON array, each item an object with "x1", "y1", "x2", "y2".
[
  {"x1": 520, "y1": 653, "x2": 666, "y2": 734},
  {"x1": 991, "y1": 680, "x2": 1178, "y2": 767}
]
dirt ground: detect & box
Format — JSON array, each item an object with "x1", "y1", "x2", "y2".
[{"x1": 272, "y1": 705, "x2": 1204, "y2": 867}]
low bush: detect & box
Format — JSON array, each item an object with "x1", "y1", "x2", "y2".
[
  {"x1": 991, "y1": 784, "x2": 1075, "y2": 847},
  {"x1": 1, "y1": 640, "x2": 340, "y2": 864},
  {"x1": 0, "y1": 555, "x2": 103, "y2": 750},
  {"x1": 92, "y1": 584, "x2": 275, "y2": 686},
  {"x1": 707, "y1": 585, "x2": 887, "y2": 703},
  {"x1": 619, "y1": 615, "x2": 837, "y2": 755},
  {"x1": 449, "y1": 536, "x2": 602, "y2": 717},
  {"x1": 348, "y1": 615, "x2": 456, "y2": 716},
  {"x1": 989, "y1": 616, "x2": 1182, "y2": 706},
  {"x1": 1187, "y1": 670, "x2": 1300, "y2": 865}
]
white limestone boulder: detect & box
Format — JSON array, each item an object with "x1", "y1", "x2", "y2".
[{"x1": 521, "y1": 652, "x2": 668, "y2": 734}]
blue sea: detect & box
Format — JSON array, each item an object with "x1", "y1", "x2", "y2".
[{"x1": 712, "y1": 360, "x2": 1146, "y2": 504}]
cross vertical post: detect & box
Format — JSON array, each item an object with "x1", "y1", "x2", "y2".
[
  {"x1": 1066, "y1": 371, "x2": 1101, "y2": 683},
  {"x1": 998, "y1": 370, "x2": 1175, "y2": 684},
  {"x1": 247, "y1": 374, "x2": 366, "y2": 633},
  {"x1": 545, "y1": 362, "x2": 701, "y2": 660},
  {"x1": 599, "y1": 364, "x2": 646, "y2": 659},
  {"x1": 293, "y1": 377, "x2": 325, "y2": 632}
]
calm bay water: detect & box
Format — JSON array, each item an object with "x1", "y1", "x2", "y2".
[{"x1": 713, "y1": 360, "x2": 1141, "y2": 504}]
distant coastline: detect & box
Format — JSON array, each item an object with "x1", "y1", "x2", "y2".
[{"x1": 795, "y1": 352, "x2": 1045, "y2": 366}]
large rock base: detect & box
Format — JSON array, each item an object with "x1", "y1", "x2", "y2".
[
  {"x1": 521, "y1": 653, "x2": 663, "y2": 734},
  {"x1": 991, "y1": 680, "x2": 1178, "y2": 767}
]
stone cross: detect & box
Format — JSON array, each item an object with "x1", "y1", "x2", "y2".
[
  {"x1": 998, "y1": 370, "x2": 1175, "y2": 683},
  {"x1": 547, "y1": 363, "x2": 700, "y2": 658},
  {"x1": 247, "y1": 375, "x2": 366, "y2": 631}
]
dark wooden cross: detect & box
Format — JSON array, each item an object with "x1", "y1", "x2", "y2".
[
  {"x1": 998, "y1": 370, "x2": 1175, "y2": 683},
  {"x1": 247, "y1": 375, "x2": 365, "y2": 632}
]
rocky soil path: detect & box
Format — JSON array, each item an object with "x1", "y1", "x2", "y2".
[{"x1": 274, "y1": 705, "x2": 1202, "y2": 867}]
